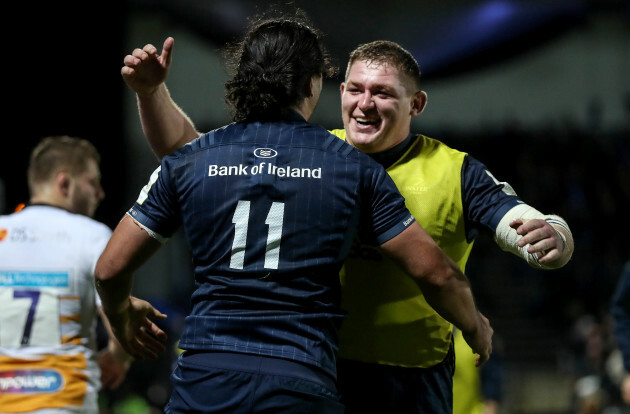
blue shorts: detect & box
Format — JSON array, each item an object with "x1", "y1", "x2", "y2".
[
  {"x1": 337, "y1": 343, "x2": 455, "y2": 414},
  {"x1": 165, "y1": 351, "x2": 344, "y2": 414}
]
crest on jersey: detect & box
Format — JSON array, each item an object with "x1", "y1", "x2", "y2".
[
  {"x1": 254, "y1": 148, "x2": 278, "y2": 158},
  {"x1": 0, "y1": 228, "x2": 7, "y2": 242}
]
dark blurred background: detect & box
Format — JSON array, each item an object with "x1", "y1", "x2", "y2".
[{"x1": 3, "y1": 1, "x2": 629, "y2": 412}]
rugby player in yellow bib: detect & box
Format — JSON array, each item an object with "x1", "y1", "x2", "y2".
[{"x1": 332, "y1": 41, "x2": 573, "y2": 414}]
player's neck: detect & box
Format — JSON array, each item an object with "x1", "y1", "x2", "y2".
[{"x1": 30, "y1": 192, "x2": 71, "y2": 213}]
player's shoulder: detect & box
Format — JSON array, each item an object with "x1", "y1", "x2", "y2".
[
  {"x1": 329, "y1": 129, "x2": 346, "y2": 141},
  {"x1": 167, "y1": 133, "x2": 211, "y2": 159},
  {"x1": 325, "y1": 129, "x2": 394, "y2": 171},
  {"x1": 323, "y1": 135, "x2": 383, "y2": 176},
  {"x1": 161, "y1": 124, "x2": 238, "y2": 160},
  {"x1": 417, "y1": 134, "x2": 467, "y2": 157},
  {"x1": 55, "y1": 209, "x2": 112, "y2": 237},
  {"x1": 77, "y1": 215, "x2": 112, "y2": 235},
  {"x1": 0, "y1": 206, "x2": 112, "y2": 243}
]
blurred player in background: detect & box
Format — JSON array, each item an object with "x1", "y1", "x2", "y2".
[
  {"x1": 97, "y1": 10, "x2": 492, "y2": 414},
  {"x1": 116, "y1": 31, "x2": 573, "y2": 414},
  {"x1": 0, "y1": 136, "x2": 132, "y2": 413}
]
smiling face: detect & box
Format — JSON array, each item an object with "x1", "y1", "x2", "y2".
[{"x1": 341, "y1": 60, "x2": 427, "y2": 154}]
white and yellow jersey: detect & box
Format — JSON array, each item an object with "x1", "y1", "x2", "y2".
[{"x1": 0, "y1": 205, "x2": 111, "y2": 413}]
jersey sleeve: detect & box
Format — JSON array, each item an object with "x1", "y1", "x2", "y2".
[
  {"x1": 360, "y1": 162, "x2": 416, "y2": 245},
  {"x1": 462, "y1": 155, "x2": 523, "y2": 238},
  {"x1": 128, "y1": 159, "x2": 182, "y2": 240}
]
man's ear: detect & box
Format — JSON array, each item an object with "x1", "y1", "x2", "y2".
[
  {"x1": 55, "y1": 172, "x2": 72, "y2": 197},
  {"x1": 410, "y1": 91, "x2": 428, "y2": 117}
]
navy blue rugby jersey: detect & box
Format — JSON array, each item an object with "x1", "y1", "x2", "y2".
[
  {"x1": 461, "y1": 155, "x2": 523, "y2": 240},
  {"x1": 369, "y1": 133, "x2": 523, "y2": 241},
  {"x1": 129, "y1": 111, "x2": 415, "y2": 377}
]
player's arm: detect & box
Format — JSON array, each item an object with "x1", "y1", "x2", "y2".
[
  {"x1": 380, "y1": 221, "x2": 493, "y2": 367},
  {"x1": 121, "y1": 37, "x2": 200, "y2": 159},
  {"x1": 97, "y1": 306, "x2": 133, "y2": 389},
  {"x1": 463, "y1": 156, "x2": 574, "y2": 269},
  {"x1": 94, "y1": 215, "x2": 168, "y2": 360},
  {"x1": 497, "y1": 205, "x2": 574, "y2": 268}
]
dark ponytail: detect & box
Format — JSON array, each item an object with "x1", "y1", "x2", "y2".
[{"x1": 224, "y1": 11, "x2": 337, "y2": 122}]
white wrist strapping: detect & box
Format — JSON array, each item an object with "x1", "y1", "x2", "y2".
[{"x1": 494, "y1": 204, "x2": 571, "y2": 269}]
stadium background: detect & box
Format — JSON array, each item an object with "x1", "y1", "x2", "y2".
[{"x1": 2, "y1": 0, "x2": 629, "y2": 412}]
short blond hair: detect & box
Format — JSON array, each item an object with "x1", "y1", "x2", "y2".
[
  {"x1": 346, "y1": 40, "x2": 422, "y2": 92},
  {"x1": 27, "y1": 135, "x2": 101, "y2": 196}
]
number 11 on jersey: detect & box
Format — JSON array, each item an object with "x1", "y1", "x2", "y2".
[{"x1": 230, "y1": 200, "x2": 285, "y2": 270}]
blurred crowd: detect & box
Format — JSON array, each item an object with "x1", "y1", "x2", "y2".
[{"x1": 451, "y1": 118, "x2": 630, "y2": 413}]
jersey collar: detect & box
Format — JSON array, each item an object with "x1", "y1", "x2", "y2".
[{"x1": 368, "y1": 133, "x2": 417, "y2": 169}]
